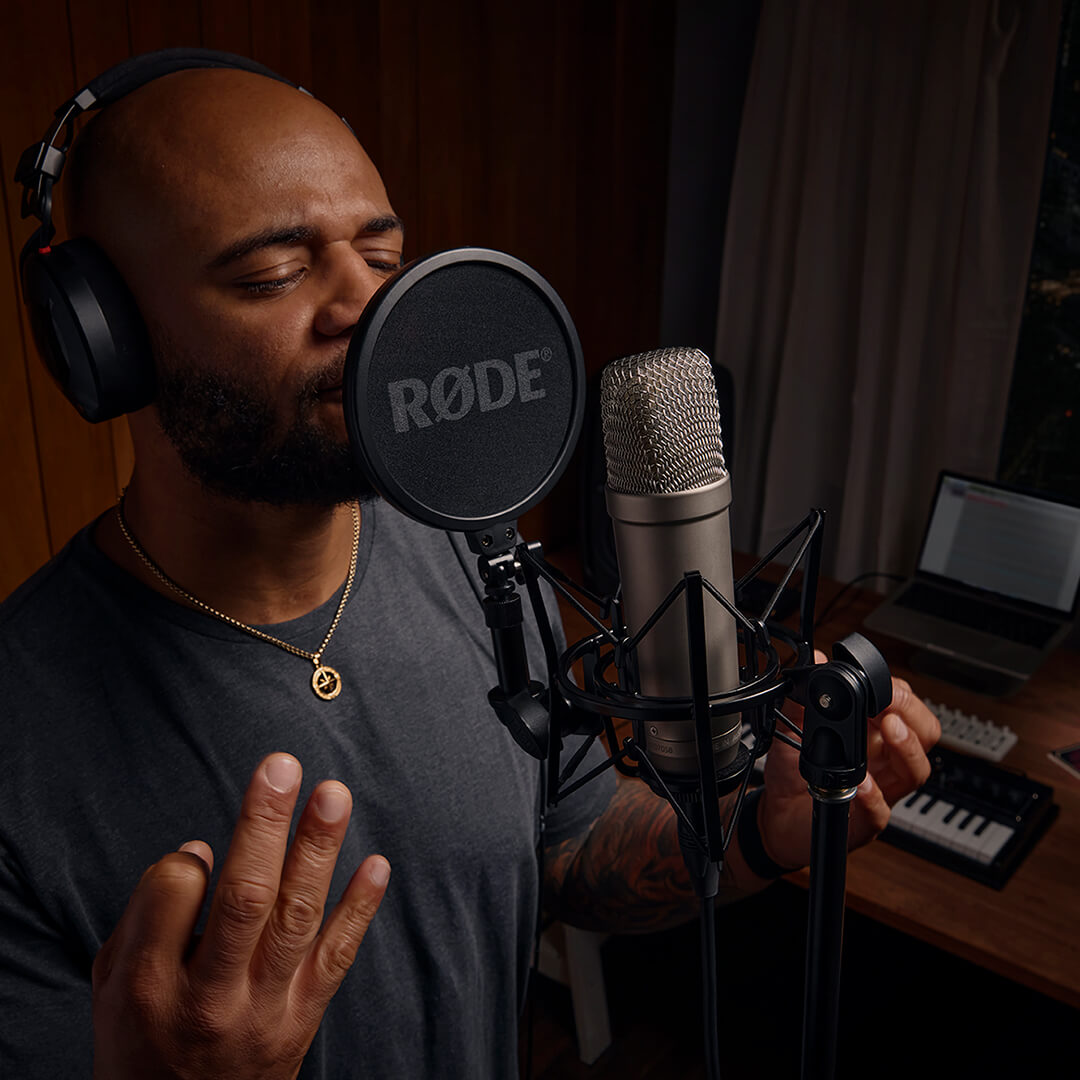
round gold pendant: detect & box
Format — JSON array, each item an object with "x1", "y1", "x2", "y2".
[{"x1": 312, "y1": 664, "x2": 342, "y2": 700}]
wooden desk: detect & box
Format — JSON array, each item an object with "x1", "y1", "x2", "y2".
[
  {"x1": 547, "y1": 554, "x2": 1080, "y2": 1011},
  {"x1": 809, "y1": 579, "x2": 1080, "y2": 1011}
]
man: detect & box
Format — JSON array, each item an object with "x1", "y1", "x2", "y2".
[{"x1": 0, "y1": 62, "x2": 938, "y2": 1078}]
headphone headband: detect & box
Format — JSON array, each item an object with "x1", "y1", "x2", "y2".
[
  {"x1": 81, "y1": 48, "x2": 296, "y2": 108},
  {"x1": 15, "y1": 48, "x2": 299, "y2": 242}
]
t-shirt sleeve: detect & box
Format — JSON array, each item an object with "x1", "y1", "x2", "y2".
[{"x1": 0, "y1": 848, "x2": 93, "y2": 1077}]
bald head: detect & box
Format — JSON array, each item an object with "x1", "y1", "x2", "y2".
[{"x1": 65, "y1": 68, "x2": 388, "y2": 274}]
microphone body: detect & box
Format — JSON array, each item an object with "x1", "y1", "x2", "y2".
[{"x1": 601, "y1": 348, "x2": 741, "y2": 780}]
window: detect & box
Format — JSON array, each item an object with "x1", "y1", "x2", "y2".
[{"x1": 998, "y1": 0, "x2": 1080, "y2": 498}]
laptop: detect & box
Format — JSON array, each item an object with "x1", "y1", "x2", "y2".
[{"x1": 863, "y1": 472, "x2": 1080, "y2": 694}]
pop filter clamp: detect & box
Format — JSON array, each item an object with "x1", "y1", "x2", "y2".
[{"x1": 344, "y1": 248, "x2": 893, "y2": 1080}]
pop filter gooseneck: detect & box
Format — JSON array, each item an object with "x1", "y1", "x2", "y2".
[{"x1": 343, "y1": 247, "x2": 585, "y2": 553}]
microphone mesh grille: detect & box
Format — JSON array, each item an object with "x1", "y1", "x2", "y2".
[{"x1": 600, "y1": 347, "x2": 727, "y2": 495}]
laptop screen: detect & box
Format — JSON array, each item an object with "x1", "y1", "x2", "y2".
[{"x1": 918, "y1": 475, "x2": 1080, "y2": 615}]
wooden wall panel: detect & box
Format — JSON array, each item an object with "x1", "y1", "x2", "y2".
[
  {"x1": 250, "y1": 1, "x2": 313, "y2": 88},
  {"x1": 573, "y1": 0, "x2": 676, "y2": 365},
  {"x1": 414, "y1": 0, "x2": 481, "y2": 253},
  {"x1": 67, "y1": 1, "x2": 132, "y2": 84},
  {"x1": 307, "y1": 3, "x2": 411, "y2": 235},
  {"x1": 0, "y1": 0, "x2": 118, "y2": 564},
  {"x1": 199, "y1": 0, "x2": 254, "y2": 56},
  {"x1": 127, "y1": 1, "x2": 202, "y2": 54},
  {"x1": 0, "y1": 0, "x2": 675, "y2": 598},
  {"x1": 0, "y1": 153, "x2": 50, "y2": 590},
  {"x1": 374, "y1": 2, "x2": 421, "y2": 258}
]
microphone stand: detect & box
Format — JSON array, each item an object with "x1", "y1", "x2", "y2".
[
  {"x1": 793, "y1": 634, "x2": 890, "y2": 1080},
  {"x1": 802, "y1": 790, "x2": 855, "y2": 1079},
  {"x1": 471, "y1": 514, "x2": 891, "y2": 1080}
]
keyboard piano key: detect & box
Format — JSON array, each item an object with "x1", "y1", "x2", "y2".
[
  {"x1": 890, "y1": 793, "x2": 932, "y2": 832},
  {"x1": 920, "y1": 800, "x2": 956, "y2": 842},
  {"x1": 974, "y1": 821, "x2": 1015, "y2": 865},
  {"x1": 951, "y1": 816, "x2": 986, "y2": 856},
  {"x1": 949, "y1": 813, "x2": 985, "y2": 855},
  {"x1": 880, "y1": 747, "x2": 1056, "y2": 888}
]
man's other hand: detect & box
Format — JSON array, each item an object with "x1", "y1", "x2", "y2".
[
  {"x1": 91, "y1": 753, "x2": 390, "y2": 1080},
  {"x1": 756, "y1": 653, "x2": 940, "y2": 874}
]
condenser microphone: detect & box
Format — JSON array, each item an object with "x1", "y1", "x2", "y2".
[{"x1": 600, "y1": 347, "x2": 741, "y2": 780}]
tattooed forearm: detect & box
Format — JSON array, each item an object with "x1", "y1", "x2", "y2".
[{"x1": 543, "y1": 778, "x2": 743, "y2": 933}]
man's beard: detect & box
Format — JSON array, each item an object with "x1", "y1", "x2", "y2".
[{"x1": 153, "y1": 356, "x2": 378, "y2": 508}]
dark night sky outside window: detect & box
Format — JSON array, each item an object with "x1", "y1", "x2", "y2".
[{"x1": 999, "y1": 0, "x2": 1080, "y2": 497}]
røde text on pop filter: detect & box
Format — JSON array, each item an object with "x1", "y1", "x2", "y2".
[{"x1": 343, "y1": 248, "x2": 585, "y2": 544}]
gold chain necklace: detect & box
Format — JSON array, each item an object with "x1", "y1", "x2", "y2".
[{"x1": 115, "y1": 493, "x2": 360, "y2": 701}]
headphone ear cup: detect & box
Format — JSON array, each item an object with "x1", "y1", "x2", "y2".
[{"x1": 21, "y1": 237, "x2": 154, "y2": 422}]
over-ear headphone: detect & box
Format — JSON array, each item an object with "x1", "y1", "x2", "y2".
[{"x1": 14, "y1": 48, "x2": 300, "y2": 423}]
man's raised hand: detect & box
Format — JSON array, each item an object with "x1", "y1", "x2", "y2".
[{"x1": 92, "y1": 753, "x2": 389, "y2": 1080}]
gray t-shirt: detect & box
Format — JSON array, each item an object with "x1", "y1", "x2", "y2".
[{"x1": 0, "y1": 500, "x2": 614, "y2": 1078}]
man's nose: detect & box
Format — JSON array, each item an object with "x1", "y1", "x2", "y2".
[{"x1": 314, "y1": 248, "x2": 385, "y2": 337}]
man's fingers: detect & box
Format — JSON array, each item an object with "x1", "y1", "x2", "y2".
[
  {"x1": 297, "y1": 855, "x2": 390, "y2": 1012},
  {"x1": 892, "y1": 679, "x2": 941, "y2": 749},
  {"x1": 178, "y1": 839, "x2": 215, "y2": 875},
  {"x1": 869, "y1": 679, "x2": 939, "y2": 743},
  {"x1": 252, "y1": 780, "x2": 353, "y2": 992},
  {"x1": 850, "y1": 773, "x2": 891, "y2": 844},
  {"x1": 191, "y1": 753, "x2": 301, "y2": 988},
  {"x1": 873, "y1": 711, "x2": 933, "y2": 804},
  {"x1": 95, "y1": 844, "x2": 213, "y2": 993},
  {"x1": 872, "y1": 677, "x2": 911, "y2": 721}
]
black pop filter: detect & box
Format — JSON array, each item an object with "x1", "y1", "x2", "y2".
[{"x1": 344, "y1": 248, "x2": 585, "y2": 545}]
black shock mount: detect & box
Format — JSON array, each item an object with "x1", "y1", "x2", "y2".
[{"x1": 469, "y1": 510, "x2": 892, "y2": 1080}]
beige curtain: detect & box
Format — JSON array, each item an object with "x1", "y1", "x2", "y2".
[{"x1": 717, "y1": 0, "x2": 1062, "y2": 584}]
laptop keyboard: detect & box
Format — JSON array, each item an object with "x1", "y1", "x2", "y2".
[{"x1": 895, "y1": 582, "x2": 1060, "y2": 648}]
